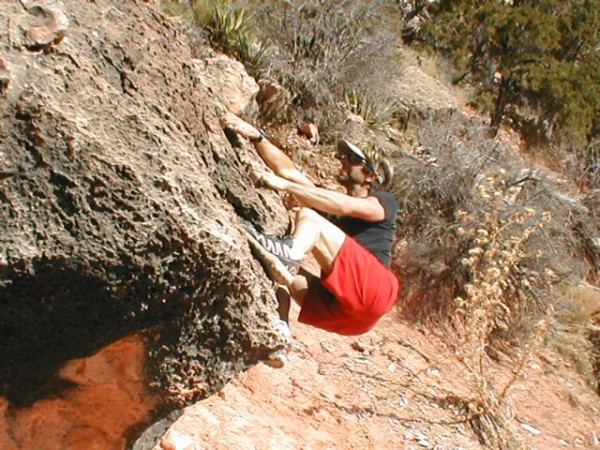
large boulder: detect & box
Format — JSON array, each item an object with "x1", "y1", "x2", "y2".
[{"x1": 0, "y1": 0, "x2": 288, "y2": 447}]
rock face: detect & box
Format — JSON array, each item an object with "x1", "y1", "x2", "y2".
[{"x1": 0, "y1": 0, "x2": 289, "y2": 447}]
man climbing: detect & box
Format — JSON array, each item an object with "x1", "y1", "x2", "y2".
[{"x1": 222, "y1": 113, "x2": 400, "y2": 337}]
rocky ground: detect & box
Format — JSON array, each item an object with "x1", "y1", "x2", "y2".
[{"x1": 156, "y1": 302, "x2": 600, "y2": 450}]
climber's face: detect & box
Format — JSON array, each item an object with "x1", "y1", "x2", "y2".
[
  {"x1": 336, "y1": 139, "x2": 374, "y2": 171},
  {"x1": 337, "y1": 155, "x2": 379, "y2": 195},
  {"x1": 338, "y1": 154, "x2": 368, "y2": 184}
]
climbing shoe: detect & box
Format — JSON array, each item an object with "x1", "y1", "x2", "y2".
[{"x1": 243, "y1": 224, "x2": 300, "y2": 284}]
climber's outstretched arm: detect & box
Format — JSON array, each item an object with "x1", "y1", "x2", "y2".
[
  {"x1": 254, "y1": 139, "x2": 314, "y2": 187},
  {"x1": 221, "y1": 112, "x2": 314, "y2": 187}
]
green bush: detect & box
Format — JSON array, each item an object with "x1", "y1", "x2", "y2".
[
  {"x1": 343, "y1": 88, "x2": 399, "y2": 131},
  {"x1": 188, "y1": 0, "x2": 269, "y2": 76},
  {"x1": 409, "y1": 0, "x2": 600, "y2": 182}
]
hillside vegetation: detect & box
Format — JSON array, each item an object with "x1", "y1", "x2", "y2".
[
  {"x1": 410, "y1": 0, "x2": 599, "y2": 187},
  {"x1": 162, "y1": 0, "x2": 599, "y2": 447}
]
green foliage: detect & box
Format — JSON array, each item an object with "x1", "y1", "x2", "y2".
[
  {"x1": 190, "y1": 0, "x2": 269, "y2": 75},
  {"x1": 343, "y1": 89, "x2": 399, "y2": 130},
  {"x1": 414, "y1": 0, "x2": 600, "y2": 178}
]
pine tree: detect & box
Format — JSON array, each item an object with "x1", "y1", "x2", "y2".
[{"x1": 415, "y1": 0, "x2": 600, "y2": 170}]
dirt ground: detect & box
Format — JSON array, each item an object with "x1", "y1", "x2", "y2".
[{"x1": 157, "y1": 299, "x2": 600, "y2": 450}]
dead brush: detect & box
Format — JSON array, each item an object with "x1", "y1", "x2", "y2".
[
  {"x1": 248, "y1": 0, "x2": 401, "y2": 132},
  {"x1": 451, "y1": 175, "x2": 554, "y2": 449},
  {"x1": 389, "y1": 114, "x2": 598, "y2": 445},
  {"x1": 551, "y1": 284, "x2": 600, "y2": 389},
  {"x1": 392, "y1": 114, "x2": 597, "y2": 336}
]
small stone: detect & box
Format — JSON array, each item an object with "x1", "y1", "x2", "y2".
[
  {"x1": 160, "y1": 430, "x2": 193, "y2": 450},
  {"x1": 21, "y1": 4, "x2": 69, "y2": 51},
  {"x1": 559, "y1": 438, "x2": 569, "y2": 447},
  {"x1": 388, "y1": 363, "x2": 397, "y2": 373},
  {"x1": 355, "y1": 357, "x2": 373, "y2": 365},
  {"x1": 428, "y1": 368, "x2": 441, "y2": 377},
  {"x1": 417, "y1": 437, "x2": 433, "y2": 448},
  {"x1": 520, "y1": 423, "x2": 541, "y2": 435},
  {"x1": 351, "y1": 340, "x2": 368, "y2": 352},
  {"x1": 297, "y1": 120, "x2": 319, "y2": 145}
]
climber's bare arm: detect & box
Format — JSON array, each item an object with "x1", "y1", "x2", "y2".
[
  {"x1": 255, "y1": 170, "x2": 385, "y2": 221},
  {"x1": 254, "y1": 139, "x2": 314, "y2": 187},
  {"x1": 221, "y1": 112, "x2": 314, "y2": 187}
]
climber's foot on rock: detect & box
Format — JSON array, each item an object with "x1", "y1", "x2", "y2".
[{"x1": 245, "y1": 229, "x2": 296, "y2": 286}]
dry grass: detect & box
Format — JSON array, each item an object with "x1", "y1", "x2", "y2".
[
  {"x1": 450, "y1": 176, "x2": 553, "y2": 448},
  {"x1": 550, "y1": 284, "x2": 600, "y2": 387}
]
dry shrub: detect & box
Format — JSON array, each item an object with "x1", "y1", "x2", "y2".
[
  {"x1": 393, "y1": 166, "x2": 557, "y2": 448},
  {"x1": 392, "y1": 113, "x2": 506, "y2": 320},
  {"x1": 248, "y1": 0, "x2": 402, "y2": 133},
  {"x1": 552, "y1": 297, "x2": 597, "y2": 379},
  {"x1": 551, "y1": 284, "x2": 600, "y2": 389},
  {"x1": 388, "y1": 110, "x2": 600, "y2": 443},
  {"x1": 395, "y1": 154, "x2": 561, "y2": 448},
  {"x1": 392, "y1": 113, "x2": 595, "y2": 332},
  {"x1": 391, "y1": 112, "x2": 600, "y2": 408},
  {"x1": 451, "y1": 176, "x2": 553, "y2": 449}
]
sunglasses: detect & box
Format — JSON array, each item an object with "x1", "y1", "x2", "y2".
[{"x1": 343, "y1": 151, "x2": 375, "y2": 173}]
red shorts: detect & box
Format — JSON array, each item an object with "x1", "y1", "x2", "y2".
[{"x1": 298, "y1": 236, "x2": 401, "y2": 335}]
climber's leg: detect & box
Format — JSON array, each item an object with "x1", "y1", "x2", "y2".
[{"x1": 244, "y1": 207, "x2": 345, "y2": 288}]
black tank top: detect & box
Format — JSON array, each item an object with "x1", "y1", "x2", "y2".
[{"x1": 335, "y1": 190, "x2": 397, "y2": 267}]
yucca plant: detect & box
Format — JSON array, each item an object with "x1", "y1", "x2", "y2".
[
  {"x1": 209, "y1": 3, "x2": 247, "y2": 47},
  {"x1": 190, "y1": 0, "x2": 223, "y2": 28},
  {"x1": 343, "y1": 89, "x2": 398, "y2": 130},
  {"x1": 234, "y1": 34, "x2": 269, "y2": 75},
  {"x1": 189, "y1": 0, "x2": 269, "y2": 75}
]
